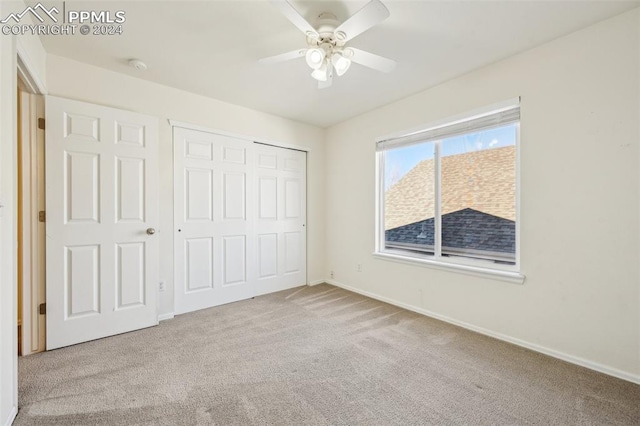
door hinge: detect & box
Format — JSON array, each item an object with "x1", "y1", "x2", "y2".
[
  {"x1": 39, "y1": 303, "x2": 46, "y2": 315},
  {"x1": 38, "y1": 118, "x2": 45, "y2": 130},
  {"x1": 38, "y1": 211, "x2": 45, "y2": 222}
]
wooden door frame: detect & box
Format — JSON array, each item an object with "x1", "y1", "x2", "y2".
[
  {"x1": 17, "y1": 83, "x2": 46, "y2": 356},
  {"x1": 17, "y1": 43, "x2": 47, "y2": 358}
]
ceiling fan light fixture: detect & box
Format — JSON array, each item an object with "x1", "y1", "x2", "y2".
[
  {"x1": 305, "y1": 48, "x2": 325, "y2": 70},
  {"x1": 311, "y1": 62, "x2": 329, "y2": 82},
  {"x1": 262, "y1": 0, "x2": 395, "y2": 89},
  {"x1": 331, "y1": 52, "x2": 351, "y2": 76}
]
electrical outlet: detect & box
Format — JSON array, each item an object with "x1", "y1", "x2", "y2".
[
  {"x1": 330, "y1": 271, "x2": 334, "y2": 279},
  {"x1": 357, "y1": 264, "x2": 362, "y2": 272},
  {"x1": 159, "y1": 281, "x2": 165, "y2": 292}
]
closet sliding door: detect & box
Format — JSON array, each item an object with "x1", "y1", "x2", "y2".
[{"x1": 173, "y1": 127, "x2": 306, "y2": 315}]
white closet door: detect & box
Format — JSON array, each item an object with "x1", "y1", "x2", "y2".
[
  {"x1": 174, "y1": 128, "x2": 256, "y2": 314},
  {"x1": 254, "y1": 144, "x2": 307, "y2": 296},
  {"x1": 173, "y1": 128, "x2": 307, "y2": 315},
  {"x1": 46, "y1": 96, "x2": 159, "y2": 349}
]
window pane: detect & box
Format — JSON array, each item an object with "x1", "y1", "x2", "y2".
[
  {"x1": 384, "y1": 142, "x2": 436, "y2": 254},
  {"x1": 440, "y1": 124, "x2": 517, "y2": 264}
]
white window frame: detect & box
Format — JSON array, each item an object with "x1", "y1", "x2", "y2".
[{"x1": 374, "y1": 99, "x2": 525, "y2": 284}]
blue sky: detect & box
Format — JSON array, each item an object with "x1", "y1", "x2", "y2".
[{"x1": 384, "y1": 124, "x2": 516, "y2": 189}]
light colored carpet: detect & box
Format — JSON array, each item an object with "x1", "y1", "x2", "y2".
[{"x1": 15, "y1": 283, "x2": 640, "y2": 425}]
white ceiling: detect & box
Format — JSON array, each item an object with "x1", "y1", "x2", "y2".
[{"x1": 34, "y1": 0, "x2": 639, "y2": 127}]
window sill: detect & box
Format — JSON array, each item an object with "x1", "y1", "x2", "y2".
[{"x1": 373, "y1": 251, "x2": 525, "y2": 284}]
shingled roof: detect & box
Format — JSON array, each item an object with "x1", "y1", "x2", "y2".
[
  {"x1": 385, "y1": 208, "x2": 515, "y2": 262},
  {"x1": 385, "y1": 146, "x2": 516, "y2": 230}
]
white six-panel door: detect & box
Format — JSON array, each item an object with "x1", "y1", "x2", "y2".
[
  {"x1": 254, "y1": 143, "x2": 307, "y2": 297},
  {"x1": 173, "y1": 128, "x2": 256, "y2": 313},
  {"x1": 46, "y1": 96, "x2": 159, "y2": 349},
  {"x1": 174, "y1": 128, "x2": 306, "y2": 315}
]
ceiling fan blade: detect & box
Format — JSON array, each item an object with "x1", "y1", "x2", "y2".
[
  {"x1": 259, "y1": 49, "x2": 307, "y2": 65},
  {"x1": 333, "y1": 0, "x2": 390, "y2": 42},
  {"x1": 318, "y1": 71, "x2": 333, "y2": 89},
  {"x1": 270, "y1": 0, "x2": 319, "y2": 38},
  {"x1": 348, "y1": 48, "x2": 396, "y2": 73}
]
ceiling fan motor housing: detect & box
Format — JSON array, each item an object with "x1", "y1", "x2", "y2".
[
  {"x1": 307, "y1": 12, "x2": 346, "y2": 59},
  {"x1": 316, "y1": 12, "x2": 339, "y2": 34}
]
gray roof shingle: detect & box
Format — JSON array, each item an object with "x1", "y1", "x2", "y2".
[{"x1": 385, "y1": 208, "x2": 515, "y2": 259}]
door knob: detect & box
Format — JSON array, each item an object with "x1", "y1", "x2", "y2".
[{"x1": 146, "y1": 228, "x2": 156, "y2": 235}]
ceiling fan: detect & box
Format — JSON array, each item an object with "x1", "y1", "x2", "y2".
[{"x1": 260, "y1": 0, "x2": 396, "y2": 89}]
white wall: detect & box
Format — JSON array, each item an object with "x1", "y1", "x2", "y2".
[
  {"x1": 45, "y1": 55, "x2": 326, "y2": 317},
  {"x1": 0, "y1": 29, "x2": 19, "y2": 426},
  {"x1": 325, "y1": 9, "x2": 640, "y2": 381},
  {"x1": 0, "y1": 2, "x2": 48, "y2": 424}
]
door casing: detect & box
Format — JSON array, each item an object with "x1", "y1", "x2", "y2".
[{"x1": 17, "y1": 83, "x2": 46, "y2": 356}]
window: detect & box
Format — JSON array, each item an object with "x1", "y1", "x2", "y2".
[{"x1": 376, "y1": 100, "x2": 521, "y2": 280}]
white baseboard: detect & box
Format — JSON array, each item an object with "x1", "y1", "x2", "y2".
[
  {"x1": 307, "y1": 280, "x2": 326, "y2": 286},
  {"x1": 157, "y1": 312, "x2": 174, "y2": 322},
  {"x1": 3, "y1": 405, "x2": 17, "y2": 426},
  {"x1": 325, "y1": 279, "x2": 640, "y2": 385}
]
